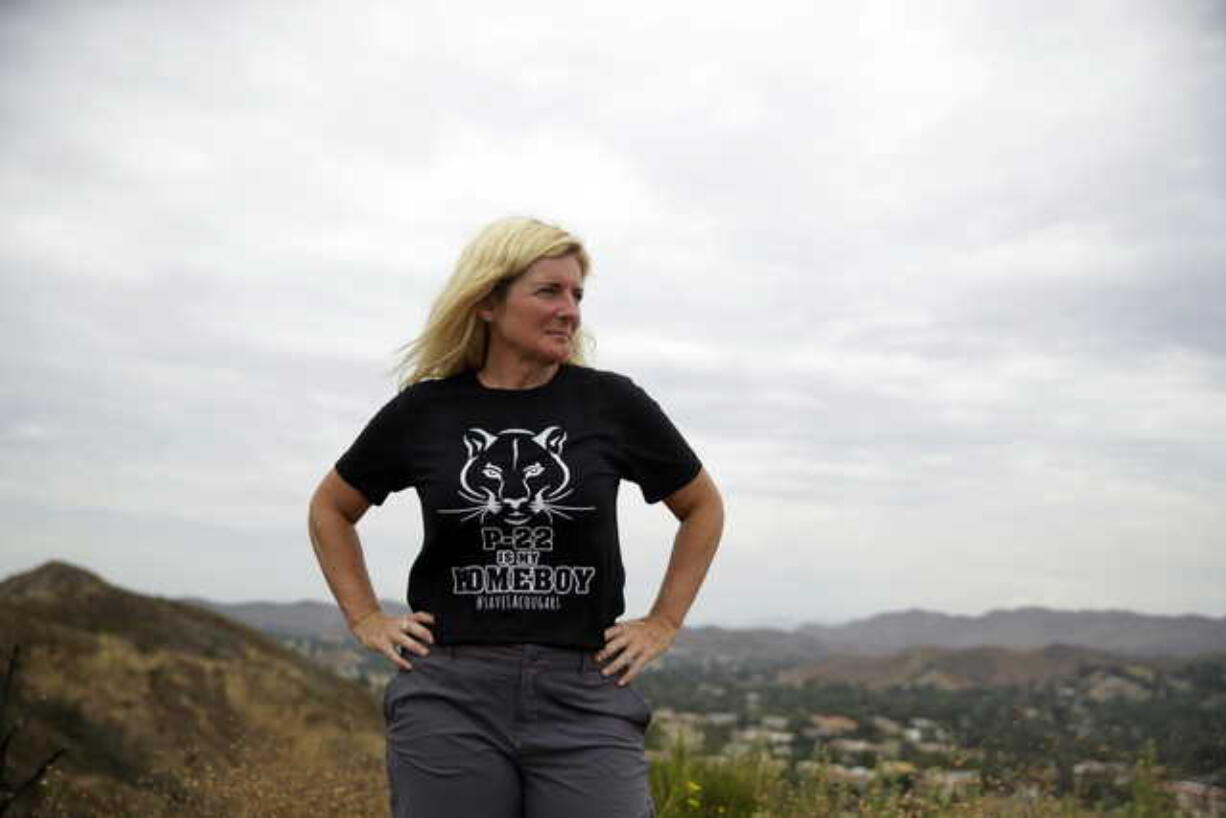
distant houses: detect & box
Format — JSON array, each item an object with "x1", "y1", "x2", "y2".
[
  {"x1": 1163, "y1": 780, "x2": 1226, "y2": 818},
  {"x1": 648, "y1": 706, "x2": 985, "y2": 792}
]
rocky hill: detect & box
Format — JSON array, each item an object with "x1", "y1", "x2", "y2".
[{"x1": 0, "y1": 561, "x2": 388, "y2": 818}]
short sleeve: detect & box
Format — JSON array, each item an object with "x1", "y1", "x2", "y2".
[
  {"x1": 611, "y1": 377, "x2": 702, "y2": 504},
  {"x1": 334, "y1": 391, "x2": 415, "y2": 506}
]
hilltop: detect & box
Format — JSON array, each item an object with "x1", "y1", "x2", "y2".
[
  {"x1": 0, "y1": 561, "x2": 387, "y2": 818},
  {"x1": 798, "y1": 607, "x2": 1226, "y2": 658}
]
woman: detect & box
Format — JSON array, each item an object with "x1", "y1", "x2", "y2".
[{"x1": 308, "y1": 217, "x2": 723, "y2": 818}]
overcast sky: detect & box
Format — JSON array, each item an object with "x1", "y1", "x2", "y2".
[{"x1": 2, "y1": 1, "x2": 1224, "y2": 627}]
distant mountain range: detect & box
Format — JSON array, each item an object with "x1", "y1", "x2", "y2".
[
  {"x1": 6, "y1": 558, "x2": 1223, "y2": 690},
  {"x1": 182, "y1": 596, "x2": 409, "y2": 641},
  {"x1": 775, "y1": 643, "x2": 1151, "y2": 690},
  {"x1": 797, "y1": 607, "x2": 1226, "y2": 658},
  {"x1": 187, "y1": 591, "x2": 1226, "y2": 662}
]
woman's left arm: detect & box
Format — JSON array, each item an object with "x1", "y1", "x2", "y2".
[{"x1": 595, "y1": 468, "x2": 724, "y2": 685}]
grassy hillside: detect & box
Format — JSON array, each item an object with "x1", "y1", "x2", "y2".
[{"x1": 0, "y1": 561, "x2": 386, "y2": 817}]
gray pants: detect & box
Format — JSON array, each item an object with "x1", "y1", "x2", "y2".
[{"x1": 383, "y1": 643, "x2": 655, "y2": 818}]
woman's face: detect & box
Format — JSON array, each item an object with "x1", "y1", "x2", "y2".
[{"x1": 481, "y1": 254, "x2": 584, "y2": 368}]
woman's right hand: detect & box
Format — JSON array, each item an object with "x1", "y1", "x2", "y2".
[{"x1": 350, "y1": 610, "x2": 436, "y2": 671}]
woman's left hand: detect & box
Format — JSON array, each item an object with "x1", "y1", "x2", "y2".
[{"x1": 593, "y1": 614, "x2": 678, "y2": 686}]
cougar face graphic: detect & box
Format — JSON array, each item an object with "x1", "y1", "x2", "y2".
[{"x1": 439, "y1": 426, "x2": 594, "y2": 526}]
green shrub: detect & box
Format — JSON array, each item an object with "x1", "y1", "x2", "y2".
[{"x1": 649, "y1": 741, "x2": 1183, "y2": 818}]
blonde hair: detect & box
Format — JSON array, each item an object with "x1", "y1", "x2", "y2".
[{"x1": 395, "y1": 217, "x2": 592, "y2": 388}]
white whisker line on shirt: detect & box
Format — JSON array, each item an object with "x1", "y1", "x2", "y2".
[
  {"x1": 439, "y1": 506, "x2": 495, "y2": 523},
  {"x1": 457, "y1": 487, "x2": 494, "y2": 505}
]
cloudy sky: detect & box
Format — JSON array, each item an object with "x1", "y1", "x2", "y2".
[{"x1": 2, "y1": 1, "x2": 1223, "y2": 627}]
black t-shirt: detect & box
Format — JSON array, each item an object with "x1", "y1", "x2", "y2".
[{"x1": 335, "y1": 364, "x2": 701, "y2": 650}]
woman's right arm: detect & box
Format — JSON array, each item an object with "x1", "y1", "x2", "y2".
[{"x1": 307, "y1": 468, "x2": 434, "y2": 670}]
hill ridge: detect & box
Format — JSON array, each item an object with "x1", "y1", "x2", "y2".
[{"x1": 0, "y1": 560, "x2": 387, "y2": 816}]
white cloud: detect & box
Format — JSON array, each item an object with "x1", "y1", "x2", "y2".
[{"x1": 1, "y1": 0, "x2": 1223, "y2": 624}]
